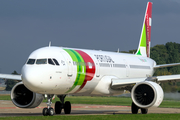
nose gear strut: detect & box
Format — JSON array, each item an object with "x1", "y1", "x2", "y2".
[{"x1": 42, "y1": 95, "x2": 54, "y2": 116}]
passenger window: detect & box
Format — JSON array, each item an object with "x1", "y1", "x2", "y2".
[
  {"x1": 27, "y1": 59, "x2": 35, "y2": 65},
  {"x1": 36, "y1": 59, "x2": 47, "y2": 64},
  {"x1": 53, "y1": 59, "x2": 60, "y2": 65},
  {"x1": 48, "y1": 59, "x2": 55, "y2": 65},
  {"x1": 87, "y1": 62, "x2": 93, "y2": 69}
]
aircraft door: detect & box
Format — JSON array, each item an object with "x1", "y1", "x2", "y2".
[
  {"x1": 95, "y1": 63, "x2": 100, "y2": 77},
  {"x1": 93, "y1": 55, "x2": 100, "y2": 77},
  {"x1": 123, "y1": 59, "x2": 129, "y2": 77},
  {"x1": 60, "y1": 51, "x2": 73, "y2": 77}
]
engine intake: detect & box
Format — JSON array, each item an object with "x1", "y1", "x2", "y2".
[
  {"x1": 131, "y1": 81, "x2": 164, "y2": 108},
  {"x1": 11, "y1": 82, "x2": 44, "y2": 108}
]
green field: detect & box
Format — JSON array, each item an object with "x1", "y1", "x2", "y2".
[
  {"x1": 1, "y1": 95, "x2": 180, "y2": 108},
  {"x1": 1, "y1": 114, "x2": 180, "y2": 120},
  {"x1": 0, "y1": 95, "x2": 10, "y2": 100}
]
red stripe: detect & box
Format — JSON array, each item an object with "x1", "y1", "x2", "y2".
[
  {"x1": 145, "y1": 2, "x2": 152, "y2": 57},
  {"x1": 74, "y1": 50, "x2": 95, "y2": 93}
]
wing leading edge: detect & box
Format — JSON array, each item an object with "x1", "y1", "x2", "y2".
[
  {"x1": 0, "y1": 74, "x2": 21, "y2": 80},
  {"x1": 154, "y1": 63, "x2": 180, "y2": 69}
]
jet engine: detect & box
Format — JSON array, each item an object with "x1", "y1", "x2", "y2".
[
  {"x1": 131, "y1": 81, "x2": 164, "y2": 108},
  {"x1": 11, "y1": 82, "x2": 44, "y2": 108}
]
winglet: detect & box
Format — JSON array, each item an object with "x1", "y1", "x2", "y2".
[{"x1": 136, "y1": 2, "x2": 152, "y2": 57}]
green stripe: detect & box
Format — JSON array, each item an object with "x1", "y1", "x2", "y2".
[
  {"x1": 136, "y1": 49, "x2": 142, "y2": 55},
  {"x1": 140, "y1": 23, "x2": 147, "y2": 47},
  {"x1": 71, "y1": 50, "x2": 86, "y2": 85},
  {"x1": 64, "y1": 49, "x2": 86, "y2": 93}
]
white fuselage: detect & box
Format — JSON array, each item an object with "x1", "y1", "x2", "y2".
[{"x1": 21, "y1": 46, "x2": 156, "y2": 96}]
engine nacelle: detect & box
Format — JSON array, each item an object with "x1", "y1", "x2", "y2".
[
  {"x1": 11, "y1": 82, "x2": 44, "y2": 108},
  {"x1": 131, "y1": 81, "x2": 164, "y2": 108}
]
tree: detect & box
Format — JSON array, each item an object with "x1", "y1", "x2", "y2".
[
  {"x1": 150, "y1": 44, "x2": 169, "y2": 76},
  {"x1": 166, "y1": 42, "x2": 180, "y2": 74}
]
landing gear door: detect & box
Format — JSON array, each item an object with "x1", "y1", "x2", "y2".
[{"x1": 61, "y1": 51, "x2": 73, "y2": 77}]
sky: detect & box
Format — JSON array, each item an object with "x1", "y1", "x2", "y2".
[{"x1": 0, "y1": 0, "x2": 180, "y2": 74}]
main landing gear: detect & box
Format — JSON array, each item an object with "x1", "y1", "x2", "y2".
[
  {"x1": 131, "y1": 102, "x2": 148, "y2": 114},
  {"x1": 42, "y1": 95, "x2": 71, "y2": 116},
  {"x1": 55, "y1": 95, "x2": 71, "y2": 114}
]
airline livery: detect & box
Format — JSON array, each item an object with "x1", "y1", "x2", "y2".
[{"x1": 1, "y1": 2, "x2": 180, "y2": 116}]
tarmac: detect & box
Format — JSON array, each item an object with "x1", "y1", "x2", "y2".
[{"x1": 0, "y1": 100, "x2": 180, "y2": 117}]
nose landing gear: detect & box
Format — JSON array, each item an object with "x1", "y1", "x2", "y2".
[{"x1": 43, "y1": 95, "x2": 54, "y2": 116}]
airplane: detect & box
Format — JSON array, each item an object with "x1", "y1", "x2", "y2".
[{"x1": 1, "y1": 2, "x2": 180, "y2": 116}]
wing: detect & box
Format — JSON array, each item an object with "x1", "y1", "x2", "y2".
[
  {"x1": 0, "y1": 74, "x2": 22, "y2": 80},
  {"x1": 111, "y1": 74, "x2": 180, "y2": 90},
  {"x1": 154, "y1": 63, "x2": 180, "y2": 69}
]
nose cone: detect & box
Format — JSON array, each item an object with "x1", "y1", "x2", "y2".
[{"x1": 21, "y1": 65, "x2": 47, "y2": 93}]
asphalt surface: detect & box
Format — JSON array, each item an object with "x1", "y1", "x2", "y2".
[{"x1": 0, "y1": 100, "x2": 180, "y2": 117}]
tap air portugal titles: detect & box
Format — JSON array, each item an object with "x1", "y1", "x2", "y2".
[{"x1": 1, "y1": 2, "x2": 180, "y2": 116}]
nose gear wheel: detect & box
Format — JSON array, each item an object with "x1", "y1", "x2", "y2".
[{"x1": 42, "y1": 95, "x2": 54, "y2": 116}]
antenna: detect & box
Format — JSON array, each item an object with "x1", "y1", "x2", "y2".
[
  {"x1": 117, "y1": 48, "x2": 119, "y2": 53},
  {"x1": 49, "y1": 41, "x2": 51, "y2": 47}
]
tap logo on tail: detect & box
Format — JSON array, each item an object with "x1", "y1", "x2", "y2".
[{"x1": 136, "y1": 2, "x2": 152, "y2": 58}]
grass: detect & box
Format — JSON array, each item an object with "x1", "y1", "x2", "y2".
[
  {"x1": 1, "y1": 114, "x2": 180, "y2": 120},
  {"x1": 159, "y1": 99, "x2": 180, "y2": 108},
  {"x1": 62, "y1": 96, "x2": 132, "y2": 106},
  {"x1": 1, "y1": 95, "x2": 180, "y2": 108},
  {"x1": 0, "y1": 95, "x2": 10, "y2": 100}
]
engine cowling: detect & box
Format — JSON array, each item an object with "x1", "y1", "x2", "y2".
[
  {"x1": 11, "y1": 82, "x2": 44, "y2": 108},
  {"x1": 131, "y1": 81, "x2": 164, "y2": 108}
]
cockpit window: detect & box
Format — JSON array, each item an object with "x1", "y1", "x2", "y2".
[
  {"x1": 53, "y1": 59, "x2": 60, "y2": 66},
  {"x1": 36, "y1": 59, "x2": 47, "y2": 64},
  {"x1": 27, "y1": 59, "x2": 35, "y2": 65},
  {"x1": 48, "y1": 59, "x2": 55, "y2": 65}
]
